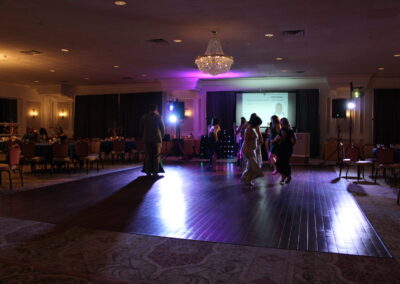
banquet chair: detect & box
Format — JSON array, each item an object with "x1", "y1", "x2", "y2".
[
  {"x1": 111, "y1": 140, "x2": 125, "y2": 164},
  {"x1": 398, "y1": 188, "x2": 400, "y2": 205},
  {"x1": 131, "y1": 140, "x2": 145, "y2": 162},
  {"x1": 374, "y1": 147, "x2": 400, "y2": 183},
  {"x1": 91, "y1": 140, "x2": 104, "y2": 169},
  {"x1": 51, "y1": 142, "x2": 71, "y2": 174},
  {"x1": 0, "y1": 145, "x2": 23, "y2": 190},
  {"x1": 339, "y1": 144, "x2": 372, "y2": 181},
  {"x1": 75, "y1": 141, "x2": 100, "y2": 174},
  {"x1": 21, "y1": 142, "x2": 46, "y2": 173},
  {"x1": 363, "y1": 144, "x2": 376, "y2": 175},
  {"x1": 339, "y1": 143, "x2": 358, "y2": 178}
]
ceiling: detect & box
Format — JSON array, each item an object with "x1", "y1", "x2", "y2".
[{"x1": 1, "y1": 0, "x2": 400, "y2": 86}]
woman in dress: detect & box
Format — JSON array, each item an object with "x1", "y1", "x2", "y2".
[
  {"x1": 269, "y1": 115, "x2": 281, "y2": 174},
  {"x1": 264, "y1": 125, "x2": 271, "y2": 168},
  {"x1": 241, "y1": 115, "x2": 264, "y2": 186},
  {"x1": 208, "y1": 118, "x2": 221, "y2": 168},
  {"x1": 250, "y1": 113, "x2": 263, "y2": 168},
  {"x1": 235, "y1": 117, "x2": 247, "y2": 166},
  {"x1": 275, "y1": 117, "x2": 296, "y2": 184}
]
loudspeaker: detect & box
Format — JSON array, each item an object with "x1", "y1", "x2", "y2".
[
  {"x1": 167, "y1": 101, "x2": 185, "y2": 119},
  {"x1": 332, "y1": 99, "x2": 347, "y2": 118}
]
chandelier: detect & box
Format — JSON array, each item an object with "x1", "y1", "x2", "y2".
[{"x1": 195, "y1": 31, "x2": 234, "y2": 76}]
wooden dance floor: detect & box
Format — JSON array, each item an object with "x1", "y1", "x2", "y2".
[{"x1": 0, "y1": 163, "x2": 391, "y2": 257}]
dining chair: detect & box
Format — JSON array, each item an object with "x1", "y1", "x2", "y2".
[
  {"x1": 51, "y1": 142, "x2": 71, "y2": 174},
  {"x1": 131, "y1": 140, "x2": 145, "y2": 162},
  {"x1": 339, "y1": 143, "x2": 358, "y2": 178},
  {"x1": 90, "y1": 140, "x2": 104, "y2": 169},
  {"x1": 75, "y1": 141, "x2": 100, "y2": 174},
  {"x1": 21, "y1": 142, "x2": 46, "y2": 173},
  {"x1": 0, "y1": 145, "x2": 23, "y2": 190},
  {"x1": 374, "y1": 147, "x2": 400, "y2": 183},
  {"x1": 111, "y1": 140, "x2": 125, "y2": 164}
]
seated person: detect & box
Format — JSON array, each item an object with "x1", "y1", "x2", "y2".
[
  {"x1": 38, "y1": 127, "x2": 49, "y2": 142},
  {"x1": 22, "y1": 127, "x2": 38, "y2": 142},
  {"x1": 54, "y1": 126, "x2": 67, "y2": 142}
]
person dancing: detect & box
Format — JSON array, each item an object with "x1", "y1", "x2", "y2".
[
  {"x1": 250, "y1": 113, "x2": 263, "y2": 168},
  {"x1": 275, "y1": 117, "x2": 297, "y2": 184},
  {"x1": 235, "y1": 117, "x2": 247, "y2": 167},
  {"x1": 208, "y1": 118, "x2": 221, "y2": 168},
  {"x1": 140, "y1": 104, "x2": 165, "y2": 177},
  {"x1": 269, "y1": 115, "x2": 281, "y2": 174},
  {"x1": 241, "y1": 115, "x2": 264, "y2": 186}
]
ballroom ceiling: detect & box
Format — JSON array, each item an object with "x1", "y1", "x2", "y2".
[{"x1": 1, "y1": 0, "x2": 400, "y2": 85}]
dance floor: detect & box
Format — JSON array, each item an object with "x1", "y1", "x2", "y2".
[{"x1": 0, "y1": 163, "x2": 391, "y2": 257}]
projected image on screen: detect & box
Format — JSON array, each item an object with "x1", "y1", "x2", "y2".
[{"x1": 237, "y1": 92, "x2": 295, "y2": 127}]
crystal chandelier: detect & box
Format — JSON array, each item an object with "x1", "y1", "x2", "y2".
[{"x1": 195, "y1": 31, "x2": 234, "y2": 76}]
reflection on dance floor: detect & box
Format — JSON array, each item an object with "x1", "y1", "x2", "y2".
[{"x1": 0, "y1": 163, "x2": 391, "y2": 257}]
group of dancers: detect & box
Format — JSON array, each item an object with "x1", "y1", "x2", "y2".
[{"x1": 208, "y1": 114, "x2": 297, "y2": 186}]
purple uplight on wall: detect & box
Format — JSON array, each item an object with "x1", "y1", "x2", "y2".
[{"x1": 175, "y1": 70, "x2": 251, "y2": 79}]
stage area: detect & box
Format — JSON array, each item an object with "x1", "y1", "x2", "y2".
[{"x1": 0, "y1": 163, "x2": 391, "y2": 257}]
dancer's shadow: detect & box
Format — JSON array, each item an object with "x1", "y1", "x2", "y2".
[
  {"x1": 0, "y1": 175, "x2": 164, "y2": 280},
  {"x1": 62, "y1": 175, "x2": 163, "y2": 232}
]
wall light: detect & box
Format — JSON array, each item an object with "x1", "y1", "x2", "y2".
[
  {"x1": 59, "y1": 109, "x2": 67, "y2": 119},
  {"x1": 184, "y1": 109, "x2": 192, "y2": 117},
  {"x1": 30, "y1": 108, "x2": 38, "y2": 119},
  {"x1": 347, "y1": 101, "x2": 356, "y2": 110}
]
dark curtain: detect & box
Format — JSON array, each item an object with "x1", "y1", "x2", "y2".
[
  {"x1": 295, "y1": 89, "x2": 320, "y2": 157},
  {"x1": 374, "y1": 89, "x2": 400, "y2": 145},
  {"x1": 206, "y1": 91, "x2": 237, "y2": 134},
  {"x1": 120, "y1": 92, "x2": 163, "y2": 138},
  {"x1": 0, "y1": 98, "x2": 17, "y2": 122},
  {"x1": 74, "y1": 94, "x2": 118, "y2": 138}
]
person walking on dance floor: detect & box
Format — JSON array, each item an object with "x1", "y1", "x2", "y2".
[
  {"x1": 275, "y1": 117, "x2": 296, "y2": 184},
  {"x1": 241, "y1": 115, "x2": 264, "y2": 186},
  {"x1": 140, "y1": 104, "x2": 165, "y2": 177},
  {"x1": 208, "y1": 118, "x2": 221, "y2": 169},
  {"x1": 269, "y1": 115, "x2": 281, "y2": 174}
]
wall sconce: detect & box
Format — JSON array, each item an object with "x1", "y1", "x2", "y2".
[
  {"x1": 58, "y1": 110, "x2": 67, "y2": 119},
  {"x1": 184, "y1": 109, "x2": 192, "y2": 117},
  {"x1": 30, "y1": 108, "x2": 38, "y2": 119}
]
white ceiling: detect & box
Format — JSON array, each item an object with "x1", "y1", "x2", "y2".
[{"x1": 1, "y1": 0, "x2": 400, "y2": 85}]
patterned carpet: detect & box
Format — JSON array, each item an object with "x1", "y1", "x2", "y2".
[{"x1": 0, "y1": 166, "x2": 399, "y2": 283}]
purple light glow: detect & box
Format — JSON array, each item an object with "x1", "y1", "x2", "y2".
[{"x1": 175, "y1": 70, "x2": 252, "y2": 79}]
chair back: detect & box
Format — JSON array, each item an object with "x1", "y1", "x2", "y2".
[
  {"x1": 135, "y1": 140, "x2": 144, "y2": 151},
  {"x1": 345, "y1": 146, "x2": 359, "y2": 162},
  {"x1": 339, "y1": 142, "x2": 346, "y2": 160},
  {"x1": 363, "y1": 144, "x2": 374, "y2": 159},
  {"x1": 91, "y1": 141, "x2": 101, "y2": 154},
  {"x1": 376, "y1": 147, "x2": 395, "y2": 164},
  {"x1": 75, "y1": 141, "x2": 89, "y2": 157},
  {"x1": 112, "y1": 140, "x2": 125, "y2": 152},
  {"x1": 52, "y1": 143, "x2": 69, "y2": 158},
  {"x1": 8, "y1": 145, "x2": 21, "y2": 169},
  {"x1": 21, "y1": 142, "x2": 36, "y2": 159}
]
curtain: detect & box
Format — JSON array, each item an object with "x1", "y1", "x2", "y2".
[
  {"x1": 206, "y1": 91, "x2": 237, "y2": 134},
  {"x1": 74, "y1": 94, "x2": 118, "y2": 138},
  {"x1": 374, "y1": 89, "x2": 400, "y2": 145},
  {"x1": 119, "y1": 92, "x2": 163, "y2": 138},
  {"x1": 74, "y1": 92, "x2": 163, "y2": 139},
  {"x1": 295, "y1": 89, "x2": 320, "y2": 157},
  {"x1": 0, "y1": 98, "x2": 17, "y2": 122}
]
